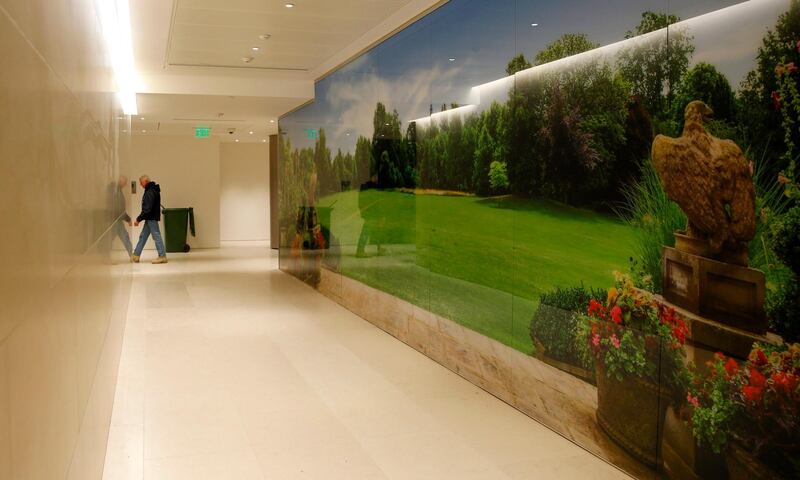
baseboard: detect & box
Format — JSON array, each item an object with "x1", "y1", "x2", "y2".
[{"x1": 220, "y1": 240, "x2": 270, "y2": 248}]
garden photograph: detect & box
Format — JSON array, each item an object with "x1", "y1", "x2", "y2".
[{"x1": 279, "y1": 0, "x2": 800, "y2": 478}]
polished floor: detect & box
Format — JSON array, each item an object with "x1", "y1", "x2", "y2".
[{"x1": 102, "y1": 247, "x2": 629, "y2": 480}]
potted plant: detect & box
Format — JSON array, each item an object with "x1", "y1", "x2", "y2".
[
  {"x1": 576, "y1": 272, "x2": 689, "y2": 467},
  {"x1": 688, "y1": 343, "x2": 800, "y2": 479}
]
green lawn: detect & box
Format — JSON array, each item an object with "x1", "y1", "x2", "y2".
[{"x1": 318, "y1": 190, "x2": 637, "y2": 353}]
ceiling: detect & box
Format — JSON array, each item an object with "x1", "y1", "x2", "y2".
[
  {"x1": 129, "y1": 93, "x2": 300, "y2": 142},
  {"x1": 129, "y1": 0, "x2": 446, "y2": 141},
  {"x1": 166, "y1": 0, "x2": 414, "y2": 71}
]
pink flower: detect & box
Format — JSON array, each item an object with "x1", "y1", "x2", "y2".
[
  {"x1": 610, "y1": 334, "x2": 621, "y2": 349},
  {"x1": 772, "y1": 91, "x2": 782, "y2": 110},
  {"x1": 591, "y1": 334, "x2": 601, "y2": 347},
  {"x1": 686, "y1": 393, "x2": 700, "y2": 408}
]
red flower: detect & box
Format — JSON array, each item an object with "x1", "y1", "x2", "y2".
[
  {"x1": 743, "y1": 385, "x2": 764, "y2": 404},
  {"x1": 749, "y1": 367, "x2": 767, "y2": 388},
  {"x1": 772, "y1": 372, "x2": 798, "y2": 395},
  {"x1": 587, "y1": 299, "x2": 607, "y2": 319},
  {"x1": 724, "y1": 357, "x2": 739, "y2": 377},
  {"x1": 687, "y1": 392, "x2": 700, "y2": 408},
  {"x1": 714, "y1": 352, "x2": 726, "y2": 361},
  {"x1": 750, "y1": 348, "x2": 769, "y2": 367},
  {"x1": 610, "y1": 305, "x2": 623, "y2": 325},
  {"x1": 772, "y1": 91, "x2": 782, "y2": 110},
  {"x1": 787, "y1": 62, "x2": 799, "y2": 75}
]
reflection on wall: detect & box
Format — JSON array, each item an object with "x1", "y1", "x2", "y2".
[
  {"x1": 0, "y1": 2, "x2": 133, "y2": 479},
  {"x1": 279, "y1": 0, "x2": 800, "y2": 478}
]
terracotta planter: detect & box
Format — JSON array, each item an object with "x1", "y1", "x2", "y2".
[
  {"x1": 595, "y1": 362, "x2": 671, "y2": 468},
  {"x1": 726, "y1": 443, "x2": 782, "y2": 480}
]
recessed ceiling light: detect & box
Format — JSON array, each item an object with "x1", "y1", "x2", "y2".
[
  {"x1": 235, "y1": 139, "x2": 240, "y2": 142},
  {"x1": 242, "y1": 56, "x2": 254, "y2": 63},
  {"x1": 531, "y1": 23, "x2": 539, "y2": 27},
  {"x1": 252, "y1": 46, "x2": 260, "y2": 52},
  {"x1": 249, "y1": 130, "x2": 254, "y2": 134},
  {"x1": 448, "y1": 57, "x2": 456, "y2": 62},
  {"x1": 269, "y1": 119, "x2": 275, "y2": 123},
  {"x1": 259, "y1": 34, "x2": 271, "y2": 40},
  {"x1": 346, "y1": 133, "x2": 351, "y2": 136},
  {"x1": 140, "y1": 117, "x2": 145, "y2": 120},
  {"x1": 141, "y1": 129, "x2": 146, "y2": 133},
  {"x1": 262, "y1": 139, "x2": 267, "y2": 143},
  {"x1": 285, "y1": 3, "x2": 294, "y2": 8}
]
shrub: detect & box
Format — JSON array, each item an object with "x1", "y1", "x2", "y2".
[
  {"x1": 530, "y1": 285, "x2": 605, "y2": 366},
  {"x1": 488, "y1": 161, "x2": 509, "y2": 193}
]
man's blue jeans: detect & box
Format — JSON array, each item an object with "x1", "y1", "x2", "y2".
[{"x1": 133, "y1": 220, "x2": 166, "y2": 257}]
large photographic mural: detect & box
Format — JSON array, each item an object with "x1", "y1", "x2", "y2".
[{"x1": 279, "y1": 0, "x2": 800, "y2": 477}]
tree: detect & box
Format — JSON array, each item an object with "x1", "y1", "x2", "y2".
[
  {"x1": 506, "y1": 53, "x2": 532, "y2": 76},
  {"x1": 474, "y1": 124, "x2": 494, "y2": 195},
  {"x1": 738, "y1": 0, "x2": 800, "y2": 174},
  {"x1": 539, "y1": 87, "x2": 600, "y2": 204},
  {"x1": 313, "y1": 128, "x2": 335, "y2": 195},
  {"x1": 535, "y1": 33, "x2": 598, "y2": 65},
  {"x1": 353, "y1": 136, "x2": 372, "y2": 187},
  {"x1": 672, "y1": 63, "x2": 736, "y2": 128},
  {"x1": 618, "y1": 11, "x2": 695, "y2": 119},
  {"x1": 488, "y1": 161, "x2": 509, "y2": 193}
]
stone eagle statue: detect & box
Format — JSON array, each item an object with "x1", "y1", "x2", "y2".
[{"x1": 652, "y1": 101, "x2": 756, "y2": 260}]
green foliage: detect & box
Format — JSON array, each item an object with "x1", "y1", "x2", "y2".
[
  {"x1": 505, "y1": 53, "x2": 531, "y2": 76},
  {"x1": 672, "y1": 63, "x2": 736, "y2": 128},
  {"x1": 534, "y1": 33, "x2": 598, "y2": 65},
  {"x1": 488, "y1": 161, "x2": 509, "y2": 193},
  {"x1": 617, "y1": 160, "x2": 686, "y2": 292},
  {"x1": 769, "y1": 275, "x2": 800, "y2": 343},
  {"x1": 738, "y1": 0, "x2": 800, "y2": 176},
  {"x1": 530, "y1": 285, "x2": 605, "y2": 366},
  {"x1": 689, "y1": 359, "x2": 739, "y2": 453},
  {"x1": 618, "y1": 11, "x2": 695, "y2": 117},
  {"x1": 771, "y1": 204, "x2": 800, "y2": 273}
]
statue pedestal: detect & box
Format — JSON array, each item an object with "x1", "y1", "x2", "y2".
[{"x1": 662, "y1": 246, "x2": 767, "y2": 334}]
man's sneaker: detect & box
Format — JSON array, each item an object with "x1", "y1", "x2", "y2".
[
  {"x1": 152, "y1": 256, "x2": 168, "y2": 264},
  {"x1": 131, "y1": 255, "x2": 140, "y2": 263}
]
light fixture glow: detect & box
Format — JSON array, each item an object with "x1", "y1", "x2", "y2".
[
  {"x1": 262, "y1": 139, "x2": 267, "y2": 143},
  {"x1": 249, "y1": 130, "x2": 254, "y2": 134},
  {"x1": 269, "y1": 119, "x2": 275, "y2": 123},
  {"x1": 252, "y1": 46, "x2": 260, "y2": 52},
  {"x1": 531, "y1": 23, "x2": 539, "y2": 27},
  {"x1": 141, "y1": 129, "x2": 146, "y2": 133},
  {"x1": 285, "y1": 3, "x2": 294, "y2": 8},
  {"x1": 235, "y1": 139, "x2": 240, "y2": 142},
  {"x1": 96, "y1": 0, "x2": 139, "y2": 115},
  {"x1": 259, "y1": 34, "x2": 271, "y2": 40},
  {"x1": 448, "y1": 57, "x2": 456, "y2": 62}
]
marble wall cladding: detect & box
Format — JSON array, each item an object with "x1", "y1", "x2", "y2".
[{"x1": 0, "y1": 1, "x2": 132, "y2": 479}]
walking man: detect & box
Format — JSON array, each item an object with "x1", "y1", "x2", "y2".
[{"x1": 132, "y1": 175, "x2": 168, "y2": 264}]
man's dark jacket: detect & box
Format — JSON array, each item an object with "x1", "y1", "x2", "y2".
[{"x1": 137, "y1": 182, "x2": 161, "y2": 222}]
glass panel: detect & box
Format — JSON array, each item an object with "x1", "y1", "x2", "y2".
[{"x1": 417, "y1": 0, "x2": 517, "y2": 348}]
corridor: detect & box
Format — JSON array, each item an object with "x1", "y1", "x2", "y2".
[{"x1": 102, "y1": 248, "x2": 628, "y2": 480}]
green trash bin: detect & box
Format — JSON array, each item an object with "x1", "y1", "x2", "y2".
[{"x1": 162, "y1": 207, "x2": 195, "y2": 253}]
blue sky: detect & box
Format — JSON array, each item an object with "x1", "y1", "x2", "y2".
[{"x1": 284, "y1": 0, "x2": 790, "y2": 154}]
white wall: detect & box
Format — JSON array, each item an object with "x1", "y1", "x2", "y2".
[
  {"x1": 219, "y1": 143, "x2": 270, "y2": 243},
  {"x1": 130, "y1": 135, "x2": 221, "y2": 249}
]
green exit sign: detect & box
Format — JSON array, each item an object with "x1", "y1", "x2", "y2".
[{"x1": 195, "y1": 127, "x2": 210, "y2": 138}]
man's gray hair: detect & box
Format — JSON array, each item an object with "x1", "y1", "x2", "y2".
[{"x1": 139, "y1": 174, "x2": 150, "y2": 182}]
